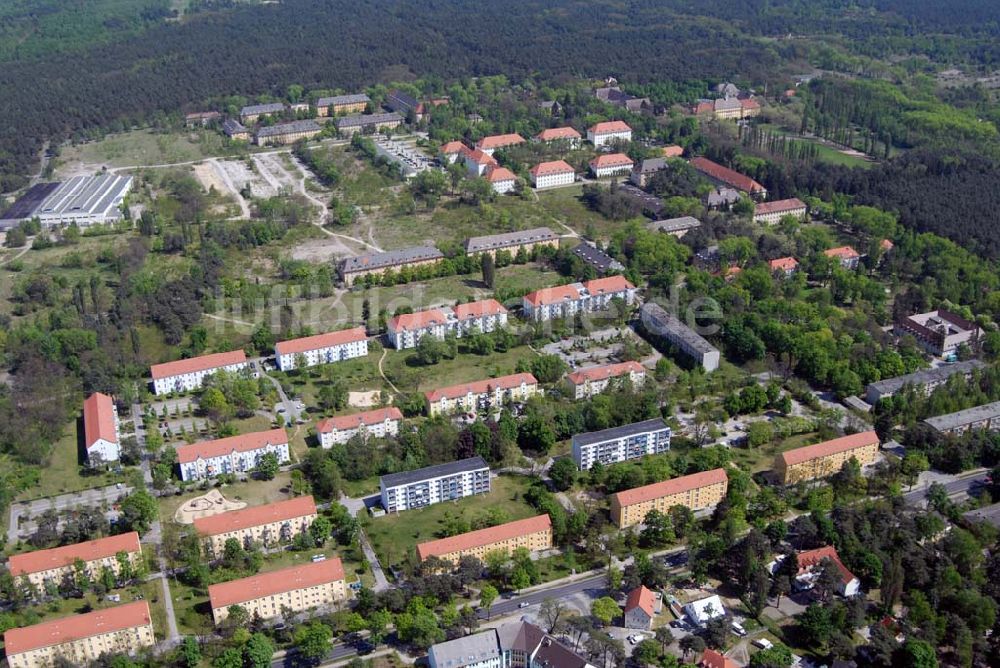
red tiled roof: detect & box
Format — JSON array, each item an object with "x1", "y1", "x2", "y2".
[
  {"x1": 150, "y1": 350, "x2": 246, "y2": 380},
  {"x1": 440, "y1": 141, "x2": 471, "y2": 156},
  {"x1": 662, "y1": 145, "x2": 684, "y2": 158},
  {"x1": 755, "y1": 198, "x2": 805, "y2": 216},
  {"x1": 522, "y1": 283, "x2": 582, "y2": 307},
  {"x1": 476, "y1": 133, "x2": 525, "y2": 150},
  {"x1": 567, "y1": 361, "x2": 644, "y2": 386},
  {"x1": 193, "y1": 496, "x2": 317, "y2": 537},
  {"x1": 208, "y1": 559, "x2": 344, "y2": 609},
  {"x1": 416, "y1": 514, "x2": 551, "y2": 560},
  {"x1": 275, "y1": 327, "x2": 367, "y2": 356},
  {"x1": 487, "y1": 167, "x2": 516, "y2": 183},
  {"x1": 83, "y1": 392, "x2": 117, "y2": 451},
  {"x1": 690, "y1": 157, "x2": 765, "y2": 194},
  {"x1": 612, "y1": 468, "x2": 728, "y2": 507},
  {"x1": 176, "y1": 428, "x2": 289, "y2": 464},
  {"x1": 768, "y1": 257, "x2": 799, "y2": 272},
  {"x1": 779, "y1": 431, "x2": 879, "y2": 467},
  {"x1": 880, "y1": 238, "x2": 894, "y2": 251},
  {"x1": 529, "y1": 160, "x2": 575, "y2": 177},
  {"x1": 388, "y1": 308, "x2": 450, "y2": 332},
  {"x1": 584, "y1": 275, "x2": 634, "y2": 295},
  {"x1": 589, "y1": 120, "x2": 632, "y2": 135},
  {"x1": 693, "y1": 101, "x2": 715, "y2": 115},
  {"x1": 740, "y1": 98, "x2": 761, "y2": 110},
  {"x1": 624, "y1": 585, "x2": 656, "y2": 617},
  {"x1": 700, "y1": 648, "x2": 738, "y2": 668},
  {"x1": 823, "y1": 245, "x2": 860, "y2": 260},
  {"x1": 797, "y1": 546, "x2": 858, "y2": 586},
  {"x1": 535, "y1": 127, "x2": 581, "y2": 142},
  {"x1": 589, "y1": 153, "x2": 634, "y2": 169},
  {"x1": 3, "y1": 601, "x2": 151, "y2": 656},
  {"x1": 466, "y1": 148, "x2": 498, "y2": 166},
  {"x1": 9, "y1": 532, "x2": 141, "y2": 576},
  {"x1": 316, "y1": 408, "x2": 404, "y2": 434},
  {"x1": 452, "y1": 299, "x2": 507, "y2": 320},
  {"x1": 424, "y1": 373, "x2": 538, "y2": 402}
]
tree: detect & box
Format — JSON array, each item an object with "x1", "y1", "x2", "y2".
[
  {"x1": 798, "y1": 603, "x2": 833, "y2": 648},
  {"x1": 414, "y1": 335, "x2": 446, "y2": 365},
  {"x1": 213, "y1": 648, "x2": 242, "y2": 668},
  {"x1": 481, "y1": 253, "x2": 496, "y2": 288},
  {"x1": 896, "y1": 639, "x2": 937, "y2": 668},
  {"x1": 119, "y1": 490, "x2": 158, "y2": 534},
  {"x1": 749, "y1": 643, "x2": 794, "y2": 668},
  {"x1": 178, "y1": 637, "x2": 201, "y2": 668},
  {"x1": 309, "y1": 516, "x2": 332, "y2": 545},
  {"x1": 679, "y1": 634, "x2": 705, "y2": 660},
  {"x1": 294, "y1": 622, "x2": 333, "y2": 664},
  {"x1": 549, "y1": 457, "x2": 577, "y2": 491},
  {"x1": 530, "y1": 355, "x2": 568, "y2": 383},
  {"x1": 318, "y1": 379, "x2": 348, "y2": 411},
  {"x1": 254, "y1": 452, "x2": 280, "y2": 480},
  {"x1": 590, "y1": 596, "x2": 620, "y2": 627},
  {"x1": 770, "y1": 574, "x2": 791, "y2": 608},
  {"x1": 479, "y1": 584, "x2": 498, "y2": 620},
  {"x1": 243, "y1": 633, "x2": 274, "y2": 668},
  {"x1": 654, "y1": 626, "x2": 674, "y2": 652},
  {"x1": 367, "y1": 609, "x2": 392, "y2": 645},
  {"x1": 540, "y1": 597, "x2": 567, "y2": 633},
  {"x1": 632, "y1": 639, "x2": 660, "y2": 666}
]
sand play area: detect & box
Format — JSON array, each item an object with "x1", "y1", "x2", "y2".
[
  {"x1": 174, "y1": 489, "x2": 247, "y2": 524},
  {"x1": 349, "y1": 390, "x2": 385, "y2": 408}
]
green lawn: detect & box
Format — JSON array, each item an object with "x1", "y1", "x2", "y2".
[
  {"x1": 363, "y1": 474, "x2": 540, "y2": 569},
  {"x1": 728, "y1": 432, "x2": 819, "y2": 474},
  {"x1": 16, "y1": 423, "x2": 124, "y2": 502},
  {"x1": 754, "y1": 124, "x2": 875, "y2": 169},
  {"x1": 381, "y1": 344, "x2": 539, "y2": 396},
  {"x1": 57, "y1": 128, "x2": 245, "y2": 172},
  {"x1": 157, "y1": 472, "x2": 296, "y2": 528}
]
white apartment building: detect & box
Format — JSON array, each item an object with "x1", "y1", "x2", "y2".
[
  {"x1": 424, "y1": 373, "x2": 539, "y2": 417},
  {"x1": 566, "y1": 361, "x2": 646, "y2": 400},
  {"x1": 529, "y1": 160, "x2": 576, "y2": 189},
  {"x1": 522, "y1": 275, "x2": 636, "y2": 322},
  {"x1": 83, "y1": 392, "x2": 120, "y2": 465},
  {"x1": 587, "y1": 120, "x2": 633, "y2": 147},
  {"x1": 274, "y1": 327, "x2": 368, "y2": 371},
  {"x1": 380, "y1": 456, "x2": 491, "y2": 513},
  {"x1": 589, "y1": 153, "x2": 634, "y2": 178},
  {"x1": 571, "y1": 418, "x2": 671, "y2": 470},
  {"x1": 486, "y1": 167, "x2": 517, "y2": 195},
  {"x1": 150, "y1": 350, "x2": 249, "y2": 396},
  {"x1": 388, "y1": 299, "x2": 508, "y2": 350},
  {"x1": 753, "y1": 197, "x2": 807, "y2": 225},
  {"x1": 316, "y1": 407, "x2": 404, "y2": 447},
  {"x1": 639, "y1": 303, "x2": 720, "y2": 372},
  {"x1": 176, "y1": 428, "x2": 290, "y2": 481}
]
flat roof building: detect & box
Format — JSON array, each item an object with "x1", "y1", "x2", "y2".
[
  {"x1": 639, "y1": 302, "x2": 720, "y2": 372},
  {"x1": 924, "y1": 400, "x2": 1000, "y2": 435},
  {"x1": 5, "y1": 175, "x2": 133, "y2": 228},
  {"x1": 572, "y1": 417, "x2": 670, "y2": 470},
  {"x1": 380, "y1": 456, "x2": 491, "y2": 513},
  {"x1": 610, "y1": 468, "x2": 728, "y2": 528},
  {"x1": 208, "y1": 559, "x2": 346, "y2": 625},
  {"x1": 895, "y1": 309, "x2": 982, "y2": 357},
  {"x1": 417, "y1": 514, "x2": 552, "y2": 563},
  {"x1": 775, "y1": 431, "x2": 880, "y2": 484},
  {"x1": 571, "y1": 242, "x2": 624, "y2": 275},
  {"x1": 194, "y1": 496, "x2": 318, "y2": 558},
  {"x1": 865, "y1": 359, "x2": 986, "y2": 404},
  {"x1": 337, "y1": 246, "x2": 443, "y2": 286},
  {"x1": 649, "y1": 216, "x2": 702, "y2": 237},
  {"x1": 464, "y1": 226, "x2": 559, "y2": 257},
  {"x1": 429, "y1": 621, "x2": 594, "y2": 668}
]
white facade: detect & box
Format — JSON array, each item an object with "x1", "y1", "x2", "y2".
[
  {"x1": 275, "y1": 329, "x2": 368, "y2": 371},
  {"x1": 151, "y1": 360, "x2": 248, "y2": 396},
  {"x1": 588, "y1": 129, "x2": 632, "y2": 147},
  {"x1": 522, "y1": 278, "x2": 636, "y2": 322},
  {"x1": 317, "y1": 410, "x2": 403, "y2": 448},
  {"x1": 178, "y1": 434, "x2": 290, "y2": 482},
  {"x1": 388, "y1": 303, "x2": 508, "y2": 350},
  {"x1": 683, "y1": 595, "x2": 726, "y2": 627},
  {"x1": 531, "y1": 170, "x2": 575, "y2": 189},
  {"x1": 571, "y1": 419, "x2": 670, "y2": 470},
  {"x1": 380, "y1": 458, "x2": 491, "y2": 513},
  {"x1": 590, "y1": 161, "x2": 633, "y2": 178},
  {"x1": 489, "y1": 176, "x2": 516, "y2": 195}
]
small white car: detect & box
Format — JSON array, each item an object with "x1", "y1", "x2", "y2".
[
  {"x1": 753, "y1": 638, "x2": 774, "y2": 650},
  {"x1": 518, "y1": 602, "x2": 530, "y2": 608},
  {"x1": 731, "y1": 622, "x2": 747, "y2": 637}
]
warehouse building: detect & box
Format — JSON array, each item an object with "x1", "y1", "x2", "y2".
[
  {"x1": 775, "y1": 431, "x2": 880, "y2": 484},
  {"x1": 572, "y1": 418, "x2": 670, "y2": 470},
  {"x1": 380, "y1": 457, "x2": 491, "y2": 513},
  {"x1": 1, "y1": 174, "x2": 132, "y2": 228},
  {"x1": 208, "y1": 559, "x2": 347, "y2": 625},
  {"x1": 610, "y1": 468, "x2": 728, "y2": 528},
  {"x1": 416, "y1": 514, "x2": 552, "y2": 564}
]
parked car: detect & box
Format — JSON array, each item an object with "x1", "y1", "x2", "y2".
[
  {"x1": 731, "y1": 622, "x2": 747, "y2": 637},
  {"x1": 753, "y1": 638, "x2": 774, "y2": 650},
  {"x1": 518, "y1": 602, "x2": 530, "y2": 608},
  {"x1": 627, "y1": 636, "x2": 639, "y2": 645}
]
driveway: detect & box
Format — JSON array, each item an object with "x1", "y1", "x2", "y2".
[{"x1": 8, "y1": 484, "x2": 132, "y2": 542}]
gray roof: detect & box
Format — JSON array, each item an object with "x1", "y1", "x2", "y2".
[
  {"x1": 380, "y1": 456, "x2": 489, "y2": 489},
  {"x1": 386, "y1": 90, "x2": 419, "y2": 111},
  {"x1": 428, "y1": 630, "x2": 500, "y2": 668},
  {"x1": 317, "y1": 94, "x2": 370, "y2": 107},
  {"x1": 465, "y1": 227, "x2": 557, "y2": 254},
  {"x1": 640, "y1": 302, "x2": 719, "y2": 356},
  {"x1": 571, "y1": 243, "x2": 623, "y2": 273},
  {"x1": 572, "y1": 418, "x2": 669, "y2": 448},
  {"x1": 32, "y1": 174, "x2": 132, "y2": 219},
  {"x1": 335, "y1": 112, "x2": 403, "y2": 129},
  {"x1": 924, "y1": 400, "x2": 1000, "y2": 432},
  {"x1": 963, "y1": 502, "x2": 1000, "y2": 529},
  {"x1": 338, "y1": 245, "x2": 443, "y2": 275},
  {"x1": 706, "y1": 187, "x2": 740, "y2": 206},
  {"x1": 866, "y1": 360, "x2": 987, "y2": 397},
  {"x1": 241, "y1": 102, "x2": 285, "y2": 116},
  {"x1": 222, "y1": 119, "x2": 248, "y2": 136},
  {"x1": 256, "y1": 120, "x2": 321, "y2": 138},
  {"x1": 649, "y1": 216, "x2": 702, "y2": 233},
  {"x1": 635, "y1": 158, "x2": 667, "y2": 174}
]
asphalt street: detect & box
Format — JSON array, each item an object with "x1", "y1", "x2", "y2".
[
  {"x1": 478, "y1": 574, "x2": 606, "y2": 619},
  {"x1": 903, "y1": 470, "x2": 988, "y2": 506}
]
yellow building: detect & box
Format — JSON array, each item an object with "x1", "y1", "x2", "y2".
[
  {"x1": 255, "y1": 120, "x2": 322, "y2": 146},
  {"x1": 316, "y1": 94, "x2": 370, "y2": 116},
  {"x1": 775, "y1": 431, "x2": 880, "y2": 484},
  {"x1": 208, "y1": 559, "x2": 347, "y2": 625},
  {"x1": 8, "y1": 532, "x2": 143, "y2": 592},
  {"x1": 610, "y1": 468, "x2": 729, "y2": 528},
  {"x1": 463, "y1": 227, "x2": 560, "y2": 258},
  {"x1": 424, "y1": 372, "x2": 539, "y2": 417},
  {"x1": 416, "y1": 514, "x2": 552, "y2": 564},
  {"x1": 4, "y1": 601, "x2": 154, "y2": 668},
  {"x1": 194, "y1": 496, "x2": 318, "y2": 558}
]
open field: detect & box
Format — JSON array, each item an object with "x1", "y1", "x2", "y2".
[
  {"x1": 755, "y1": 124, "x2": 876, "y2": 169},
  {"x1": 56, "y1": 129, "x2": 243, "y2": 176},
  {"x1": 363, "y1": 474, "x2": 539, "y2": 568},
  {"x1": 157, "y1": 472, "x2": 295, "y2": 527},
  {"x1": 381, "y1": 343, "x2": 539, "y2": 396},
  {"x1": 15, "y1": 423, "x2": 124, "y2": 502}
]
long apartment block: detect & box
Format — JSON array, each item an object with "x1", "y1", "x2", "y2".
[
  {"x1": 274, "y1": 327, "x2": 368, "y2": 371},
  {"x1": 194, "y1": 496, "x2": 318, "y2": 558},
  {"x1": 571, "y1": 418, "x2": 671, "y2": 470},
  {"x1": 565, "y1": 361, "x2": 646, "y2": 400},
  {"x1": 380, "y1": 456, "x2": 491, "y2": 513},
  {"x1": 416, "y1": 514, "x2": 552, "y2": 563},
  {"x1": 639, "y1": 302, "x2": 720, "y2": 373},
  {"x1": 387, "y1": 299, "x2": 508, "y2": 350},
  {"x1": 316, "y1": 407, "x2": 404, "y2": 447},
  {"x1": 176, "y1": 428, "x2": 290, "y2": 481},
  {"x1": 924, "y1": 400, "x2": 1000, "y2": 435},
  {"x1": 4, "y1": 601, "x2": 154, "y2": 668},
  {"x1": 463, "y1": 226, "x2": 559, "y2": 257},
  {"x1": 208, "y1": 559, "x2": 347, "y2": 625},
  {"x1": 522, "y1": 275, "x2": 635, "y2": 322},
  {"x1": 150, "y1": 349, "x2": 249, "y2": 395},
  {"x1": 8, "y1": 532, "x2": 143, "y2": 591},
  {"x1": 610, "y1": 468, "x2": 729, "y2": 528},
  {"x1": 424, "y1": 372, "x2": 538, "y2": 417},
  {"x1": 775, "y1": 431, "x2": 880, "y2": 484}
]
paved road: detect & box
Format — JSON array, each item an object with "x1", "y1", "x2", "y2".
[
  {"x1": 903, "y1": 469, "x2": 988, "y2": 506},
  {"x1": 358, "y1": 529, "x2": 390, "y2": 592},
  {"x1": 7, "y1": 484, "x2": 132, "y2": 543},
  {"x1": 478, "y1": 574, "x2": 605, "y2": 620},
  {"x1": 260, "y1": 367, "x2": 303, "y2": 426}
]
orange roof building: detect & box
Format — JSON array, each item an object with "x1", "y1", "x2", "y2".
[
  {"x1": 475, "y1": 133, "x2": 526, "y2": 154},
  {"x1": 4, "y1": 601, "x2": 154, "y2": 667},
  {"x1": 150, "y1": 349, "x2": 248, "y2": 395},
  {"x1": 316, "y1": 407, "x2": 404, "y2": 447},
  {"x1": 753, "y1": 197, "x2": 807, "y2": 223},
  {"x1": 9, "y1": 532, "x2": 143, "y2": 589},
  {"x1": 587, "y1": 120, "x2": 633, "y2": 147},
  {"x1": 768, "y1": 257, "x2": 799, "y2": 275},
  {"x1": 700, "y1": 649, "x2": 739, "y2": 668},
  {"x1": 424, "y1": 373, "x2": 539, "y2": 417},
  {"x1": 611, "y1": 468, "x2": 729, "y2": 527},
  {"x1": 534, "y1": 127, "x2": 582, "y2": 143},
  {"x1": 795, "y1": 546, "x2": 860, "y2": 596},
  {"x1": 522, "y1": 276, "x2": 636, "y2": 321},
  {"x1": 416, "y1": 514, "x2": 552, "y2": 563},
  {"x1": 194, "y1": 496, "x2": 318, "y2": 557},
  {"x1": 662, "y1": 145, "x2": 684, "y2": 158},
  {"x1": 624, "y1": 585, "x2": 657, "y2": 629},
  {"x1": 176, "y1": 428, "x2": 290, "y2": 481},
  {"x1": 566, "y1": 361, "x2": 646, "y2": 399},
  {"x1": 776, "y1": 431, "x2": 880, "y2": 484},
  {"x1": 589, "y1": 152, "x2": 634, "y2": 176},
  {"x1": 690, "y1": 156, "x2": 766, "y2": 197},
  {"x1": 274, "y1": 327, "x2": 368, "y2": 371},
  {"x1": 823, "y1": 245, "x2": 862, "y2": 269},
  {"x1": 83, "y1": 392, "x2": 120, "y2": 465},
  {"x1": 440, "y1": 141, "x2": 472, "y2": 164},
  {"x1": 486, "y1": 166, "x2": 517, "y2": 194},
  {"x1": 388, "y1": 300, "x2": 509, "y2": 350},
  {"x1": 208, "y1": 559, "x2": 347, "y2": 625}
]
